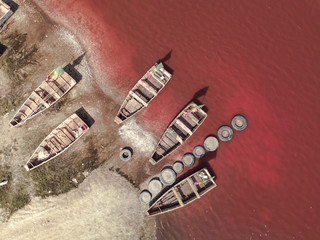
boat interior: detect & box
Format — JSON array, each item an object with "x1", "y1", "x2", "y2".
[
  {"x1": 9, "y1": 72, "x2": 76, "y2": 127},
  {"x1": 115, "y1": 64, "x2": 171, "y2": 123},
  {"x1": 148, "y1": 170, "x2": 216, "y2": 215},
  {"x1": 151, "y1": 108, "x2": 206, "y2": 163},
  {"x1": 0, "y1": 1, "x2": 10, "y2": 18},
  {"x1": 25, "y1": 114, "x2": 87, "y2": 170}
]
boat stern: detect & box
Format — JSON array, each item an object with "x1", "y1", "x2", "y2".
[{"x1": 24, "y1": 164, "x2": 31, "y2": 171}]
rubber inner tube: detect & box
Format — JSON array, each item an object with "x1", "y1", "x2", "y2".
[
  {"x1": 120, "y1": 148, "x2": 132, "y2": 161},
  {"x1": 217, "y1": 126, "x2": 233, "y2": 142},
  {"x1": 231, "y1": 115, "x2": 247, "y2": 131},
  {"x1": 193, "y1": 145, "x2": 205, "y2": 158}
]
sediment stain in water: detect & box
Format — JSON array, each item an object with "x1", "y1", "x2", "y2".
[{"x1": 33, "y1": 0, "x2": 320, "y2": 239}]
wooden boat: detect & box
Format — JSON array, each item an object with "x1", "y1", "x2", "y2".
[
  {"x1": 0, "y1": 1, "x2": 13, "y2": 27},
  {"x1": 24, "y1": 113, "x2": 89, "y2": 171},
  {"x1": 9, "y1": 67, "x2": 77, "y2": 127},
  {"x1": 114, "y1": 62, "x2": 172, "y2": 124},
  {"x1": 149, "y1": 102, "x2": 207, "y2": 165},
  {"x1": 147, "y1": 168, "x2": 216, "y2": 216}
]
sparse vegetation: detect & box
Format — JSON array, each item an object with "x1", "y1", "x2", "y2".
[
  {"x1": 109, "y1": 166, "x2": 139, "y2": 188},
  {"x1": 29, "y1": 164, "x2": 74, "y2": 198},
  {"x1": 1, "y1": 31, "x2": 38, "y2": 85},
  {"x1": 0, "y1": 93, "x2": 20, "y2": 115},
  {"x1": 29, "y1": 135, "x2": 110, "y2": 198},
  {"x1": 51, "y1": 98, "x2": 69, "y2": 112},
  {"x1": 0, "y1": 165, "x2": 30, "y2": 217},
  {"x1": 0, "y1": 31, "x2": 39, "y2": 115}
]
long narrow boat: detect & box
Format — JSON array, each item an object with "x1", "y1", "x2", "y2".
[
  {"x1": 9, "y1": 66, "x2": 77, "y2": 127},
  {"x1": 147, "y1": 168, "x2": 216, "y2": 216},
  {"x1": 149, "y1": 102, "x2": 207, "y2": 165},
  {"x1": 24, "y1": 113, "x2": 89, "y2": 171},
  {"x1": 114, "y1": 62, "x2": 172, "y2": 124},
  {"x1": 0, "y1": 0, "x2": 13, "y2": 27}
]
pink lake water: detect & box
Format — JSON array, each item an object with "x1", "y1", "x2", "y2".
[{"x1": 33, "y1": 0, "x2": 320, "y2": 239}]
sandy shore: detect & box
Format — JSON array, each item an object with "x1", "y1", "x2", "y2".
[
  {"x1": 0, "y1": 166, "x2": 147, "y2": 240},
  {"x1": 0, "y1": 1, "x2": 156, "y2": 239}
]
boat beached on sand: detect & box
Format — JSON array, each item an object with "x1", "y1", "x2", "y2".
[
  {"x1": 25, "y1": 113, "x2": 89, "y2": 171},
  {"x1": 147, "y1": 168, "x2": 216, "y2": 216},
  {"x1": 9, "y1": 66, "x2": 77, "y2": 127},
  {"x1": 149, "y1": 102, "x2": 207, "y2": 165},
  {"x1": 114, "y1": 62, "x2": 172, "y2": 124}
]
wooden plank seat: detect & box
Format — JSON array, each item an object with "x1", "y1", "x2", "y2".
[
  {"x1": 168, "y1": 127, "x2": 184, "y2": 144},
  {"x1": 164, "y1": 132, "x2": 179, "y2": 145},
  {"x1": 50, "y1": 137, "x2": 64, "y2": 151},
  {"x1": 129, "y1": 90, "x2": 148, "y2": 106},
  {"x1": 186, "y1": 112, "x2": 200, "y2": 125},
  {"x1": 55, "y1": 130, "x2": 73, "y2": 145},
  {"x1": 165, "y1": 129, "x2": 182, "y2": 144},
  {"x1": 187, "y1": 178, "x2": 200, "y2": 198},
  {"x1": 60, "y1": 128, "x2": 76, "y2": 141},
  {"x1": 40, "y1": 83, "x2": 61, "y2": 99},
  {"x1": 125, "y1": 98, "x2": 144, "y2": 113},
  {"x1": 152, "y1": 73, "x2": 165, "y2": 86},
  {"x1": 73, "y1": 117, "x2": 85, "y2": 128},
  {"x1": 46, "y1": 140, "x2": 59, "y2": 153},
  {"x1": 55, "y1": 77, "x2": 71, "y2": 91},
  {"x1": 175, "y1": 119, "x2": 193, "y2": 136},
  {"x1": 60, "y1": 72, "x2": 76, "y2": 86},
  {"x1": 31, "y1": 92, "x2": 50, "y2": 108},
  {"x1": 48, "y1": 80, "x2": 66, "y2": 94},
  {"x1": 120, "y1": 108, "x2": 131, "y2": 117},
  {"x1": 45, "y1": 81, "x2": 64, "y2": 96},
  {"x1": 139, "y1": 80, "x2": 158, "y2": 95},
  {"x1": 172, "y1": 187, "x2": 184, "y2": 206},
  {"x1": 23, "y1": 106, "x2": 33, "y2": 116}
]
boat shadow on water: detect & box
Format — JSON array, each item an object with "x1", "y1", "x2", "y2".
[
  {"x1": 157, "y1": 50, "x2": 174, "y2": 75},
  {"x1": 63, "y1": 53, "x2": 86, "y2": 83}
]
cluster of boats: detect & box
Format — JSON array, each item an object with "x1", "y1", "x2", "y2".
[
  {"x1": 113, "y1": 63, "x2": 217, "y2": 215},
  {"x1": 2, "y1": 1, "x2": 217, "y2": 215},
  {"x1": 8, "y1": 61, "x2": 216, "y2": 215}
]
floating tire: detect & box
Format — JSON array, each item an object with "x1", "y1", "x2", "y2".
[
  {"x1": 193, "y1": 145, "x2": 205, "y2": 158},
  {"x1": 148, "y1": 178, "x2": 163, "y2": 196},
  {"x1": 172, "y1": 161, "x2": 184, "y2": 174},
  {"x1": 217, "y1": 126, "x2": 233, "y2": 142},
  {"x1": 160, "y1": 167, "x2": 177, "y2": 186},
  {"x1": 139, "y1": 190, "x2": 152, "y2": 204},
  {"x1": 203, "y1": 136, "x2": 219, "y2": 151},
  {"x1": 119, "y1": 148, "x2": 132, "y2": 161},
  {"x1": 231, "y1": 115, "x2": 247, "y2": 131},
  {"x1": 182, "y1": 153, "x2": 195, "y2": 167}
]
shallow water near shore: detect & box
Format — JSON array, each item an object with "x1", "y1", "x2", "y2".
[{"x1": 32, "y1": 0, "x2": 320, "y2": 239}]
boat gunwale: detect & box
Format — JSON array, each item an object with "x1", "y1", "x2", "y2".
[
  {"x1": 147, "y1": 168, "x2": 216, "y2": 216},
  {"x1": 25, "y1": 113, "x2": 89, "y2": 171},
  {"x1": 149, "y1": 102, "x2": 207, "y2": 165},
  {"x1": 114, "y1": 63, "x2": 172, "y2": 124},
  {"x1": 9, "y1": 71, "x2": 76, "y2": 127}
]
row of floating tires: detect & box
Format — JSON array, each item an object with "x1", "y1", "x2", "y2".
[
  {"x1": 139, "y1": 136, "x2": 220, "y2": 204},
  {"x1": 140, "y1": 115, "x2": 247, "y2": 204}
]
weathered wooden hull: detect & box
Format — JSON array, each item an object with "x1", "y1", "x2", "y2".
[
  {"x1": 147, "y1": 168, "x2": 216, "y2": 216},
  {"x1": 0, "y1": 1, "x2": 13, "y2": 27},
  {"x1": 114, "y1": 62, "x2": 172, "y2": 124},
  {"x1": 149, "y1": 102, "x2": 207, "y2": 165},
  {"x1": 25, "y1": 113, "x2": 89, "y2": 171},
  {"x1": 9, "y1": 70, "x2": 76, "y2": 127}
]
